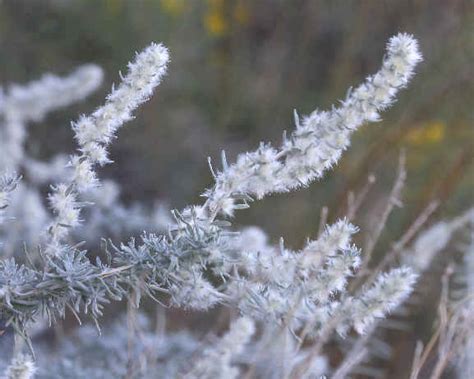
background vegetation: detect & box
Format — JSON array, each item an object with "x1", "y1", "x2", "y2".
[{"x1": 0, "y1": 1, "x2": 472, "y2": 377}]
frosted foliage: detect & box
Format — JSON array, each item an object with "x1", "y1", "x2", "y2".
[
  {"x1": 231, "y1": 219, "x2": 362, "y2": 328},
  {"x1": 343, "y1": 267, "x2": 418, "y2": 334},
  {"x1": 402, "y1": 208, "x2": 474, "y2": 273},
  {"x1": 30, "y1": 316, "x2": 199, "y2": 379},
  {"x1": 184, "y1": 317, "x2": 255, "y2": 379},
  {"x1": 0, "y1": 34, "x2": 429, "y2": 379},
  {"x1": 0, "y1": 59, "x2": 166, "y2": 256},
  {"x1": 41, "y1": 43, "x2": 169, "y2": 247},
  {"x1": 204, "y1": 34, "x2": 422, "y2": 217},
  {"x1": 0, "y1": 65, "x2": 103, "y2": 173},
  {"x1": 1, "y1": 354, "x2": 36, "y2": 379}
]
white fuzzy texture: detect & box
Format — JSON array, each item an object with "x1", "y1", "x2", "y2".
[
  {"x1": 184, "y1": 317, "x2": 255, "y2": 379},
  {"x1": 402, "y1": 208, "x2": 474, "y2": 273},
  {"x1": 0, "y1": 65, "x2": 103, "y2": 173},
  {"x1": 1, "y1": 354, "x2": 36, "y2": 379},
  {"x1": 169, "y1": 272, "x2": 223, "y2": 311},
  {"x1": 72, "y1": 43, "x2": 169, "y2": 166},
  {"x1": 3, "y1": 65, "x2": 103, "y2": 123},
  {"x1": 47, "y1": 43, "x2": 169, "y2": 246},
  {"x1": 0, "y1": 35, "x2": 427, "y2": 376},
  {"x1": 0, "y1": 65, "x2": 103, "y2": 253},
  {"x1": 48, "y1": 184, "x2": 81, "y2": 239},
  {"x1": 346, "y1": 267, "x2": 417, "y2": 334},
  {"x1": 299, "y1": 219, "x2": 359, "y2": 275},
  {"x1": 204, "y1": 33, "x2": 422, "y2": 217},
  {"x1": 232, "y1": 219, "x2": 360, "y2": 327}
]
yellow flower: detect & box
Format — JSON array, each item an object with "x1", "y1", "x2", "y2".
[
  {"x1": 204, "y1": 9, "x2": 228, "y2": 37},
  {"x1": 406, "y1": 121, "x2": 445, "y2": 145},
  {"x1": 160, "y1": 0, "x2": 186, "y2": 16}
]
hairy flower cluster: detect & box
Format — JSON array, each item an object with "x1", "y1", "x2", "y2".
[
  {"x1": 1, "y1": 354, "x2": 36, "y2": 379},
  {"x1": 402, "y1": 208, "x2": 474, "y2": 273},
  {"x1": 0, "y1": 65, "x2": 102, "y2": 256},
  {"x1": 47, "y1": 43, "x2": 169, "y2": 245},
  {"x1": 0, "y1": 209, "x2": 230, "y2": 332},
  {"x1": 341, "y1": 267, "x2": 418, "y2": 334},
  {"x1": 19, "y1": 312, "x2": 329, "y2": 379},
  {"x1": 1, "y1": 65, "x2": 103, "y2": 124},
  {"x1": 0, "y1": 65, "x2": 103, "y2": 173},
  {"x1": 184, "y1": 317, "x2": 255, "y2": 378},
  {"x1": 72, "y1": 43, "x2": 169, "y2": 171},
  {"x1": 204, "y1": 33, "x2": 422, "y2": 217},
  {"x1": 2, "y1": 34, "x2": 421, "y2": 332},
  {"x1": 230, "y1": 219, "x2": 361, "y2": 329},
  {"x1": 335, "y1": 211, "x2": 474, "y2": 378},
  {"x1": 0, "y1": 61, "x2": 172, "y2": 259},
  {"x1": 0, "y1": 34, "x2": 425, "y2": 377},
  {"x1": 0, "y1": 178, "x2": 168, "y2": 259},
  {"x1": 74, "y1": 180, "x2": 170, "y2": 243}
]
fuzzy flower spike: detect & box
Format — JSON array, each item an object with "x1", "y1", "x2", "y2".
[
  {"x1": 47, "y1": 43, "x2": 169, "y2": 246},
  {"x1": 0, "y1": 34, "x2": 423, "y2": 349},
  {"x1": 0, "y1": 65, "x2": 103, "y2": 174},
  {"x1": 204, "y1": 33, "x2": 422, "y2": 217}
]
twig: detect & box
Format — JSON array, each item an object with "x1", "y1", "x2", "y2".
[
  {"x1": 332, "y1": 324, "x2": 377, "y2": 379},
  {"x1": 351, "y1": 200, "x2": 438, "y2": 293},
  {"x1": 346, "y1": 173, "x2": 376, "y2": 221},
  {"x1": 362, "y1": 150, "x2": 406, "y2": 271},
  {"x1": 410, "y1": 340, "x2": 425, "y2": 379}
]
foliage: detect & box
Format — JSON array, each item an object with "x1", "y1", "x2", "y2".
[{"x1": 0, "y1": 27, "x2": 472, "y2": 379}]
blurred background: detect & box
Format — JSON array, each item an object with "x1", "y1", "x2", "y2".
[
  {"x1": 0, "y1": 1, "x2": 472, "y2": 376},
  {"x1": 0, "y1": 0, "x2": 472, "y2": 245}
]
